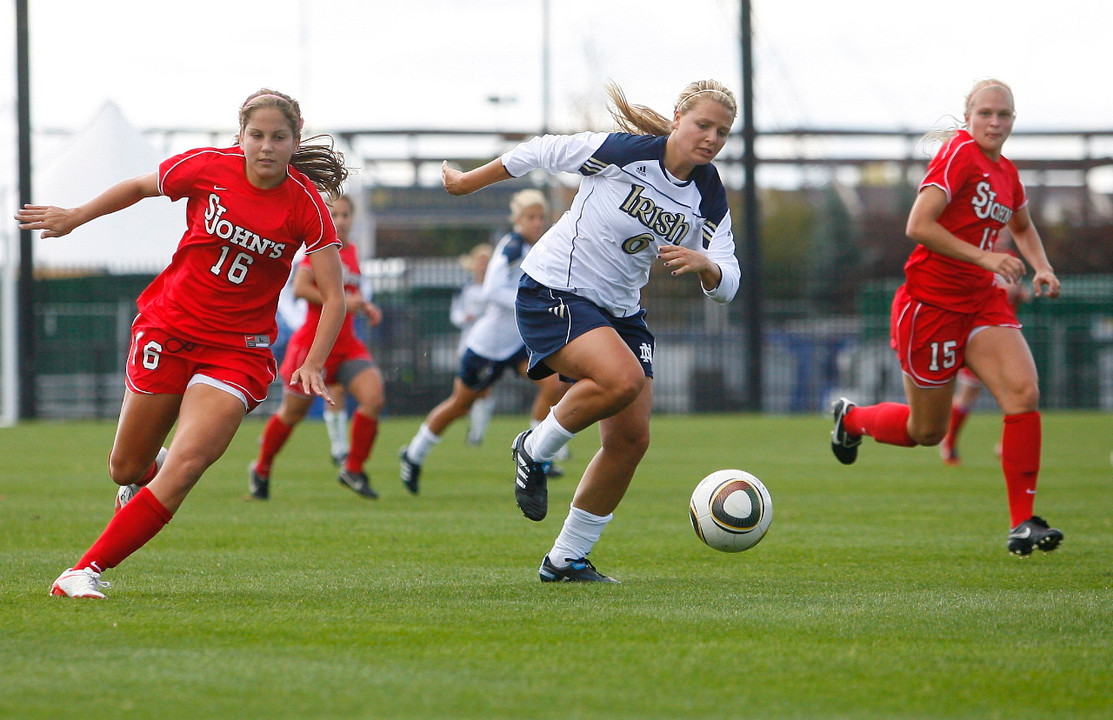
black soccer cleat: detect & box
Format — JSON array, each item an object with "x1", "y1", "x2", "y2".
[
  {"x1": 830, "y1": 397, "x2": 862, "y2": 465},
  {"x1": 248, "y1": 462, "x2": 270, "y2": 500},
  {"x1": 398, "y1": 447, "x2": 421, "y2": 495},
  {"x1": 539, "y1": 555, "x2": 619, "y2": 583},
  {"x1": 1007, "y1": 516, "x2": 1063, "y2": 557},
  {"x1": 338, "y1": 468, "x2": 379, "y2": 499},
  {"x1": 512, "y1": 430, "x2": 548, "y2": 521}
]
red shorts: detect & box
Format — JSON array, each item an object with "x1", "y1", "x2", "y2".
[
  {"x1": 125, "y1": 317, "x2": 277, "y2": 411},
  {"x1": 279, "y1": 331, "x2": 373, "y2": 398},
  {"x1": 890, "y1": 284, "x2": 1020, "y2": 388}
]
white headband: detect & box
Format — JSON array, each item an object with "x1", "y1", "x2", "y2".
[{"x1": 678, "y1": 89, "x2": 726, "y2": 107}]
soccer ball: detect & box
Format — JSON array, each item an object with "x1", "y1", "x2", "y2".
[{"x1": 688, "y1": 469, "x2": 773, "y2": 553}]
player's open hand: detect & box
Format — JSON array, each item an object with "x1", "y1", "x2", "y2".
[
  {"x1": 1031, "y1": 267, "x2": 1061, "y2": 298},
  {"x1": 15, "y1": 204, "x2": 80, "y2": 238},
  {"x1": 290, "y1": 364, "x2": 335, "y2": 406}
]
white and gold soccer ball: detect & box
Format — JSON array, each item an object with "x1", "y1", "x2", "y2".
[{"x1": 688, "y1": 469, "x2": 773, "y2": 553}]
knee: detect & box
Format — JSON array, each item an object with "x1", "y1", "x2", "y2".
[
  {"x1": 356, "y1": 402, "x2": 382, "y2": 418},
  {"x1": 604, "y1": 423, "x2": 651, "y2": 461},
  {"x1": 910, "y1": 427, "x2": 947, "y2": 447},
  {"x1": 906, "y1": 416, "x2": 947, "y2": 446},
  {"x1": 356, "y1": 391, "x2": 384, "y2": 417},
  {"x1": 599, "y1": 374, "x2": 645, "y2": 413},
  {"x1": 1003, "y1": 383, "x2": 1040, "y2": 414},
  {"x1": 277, "y1": 404, "x2": 309, "y2": 426},
  {"x1": 108, "y1": 451, "x2": 150, "y2": 486}
]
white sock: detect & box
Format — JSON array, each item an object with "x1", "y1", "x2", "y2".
[
  {"x1": 548, "y1": 505, "x2": 613, "y2": 568},
  {"x1": 468, "y1": 396, "x2": 495, "y2": 444},
  {"x1": 524, "y1": 408, "x2": 574, "y2": 461},
  {"x1": 323, "y1": 407, "x2": 349, "y2": 458},
  {"x1": 406, "y1": 423, "x2": 441, "y2": 464}
]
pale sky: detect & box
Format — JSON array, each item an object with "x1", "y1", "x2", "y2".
[
  {"x1": 3, "y1": 0, "x2": 1113, "y2": 197},
  {"x1": 5, "y1": 0, "x2": 1112, "y2": 134}
]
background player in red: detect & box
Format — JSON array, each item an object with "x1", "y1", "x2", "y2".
[
  {"x1": 17, "y1": 89, "x2": 348, "y2": 598},
  {"x1": 829, "y1": 79, "x2": 1064, "y2": 557},
  {"x1": 939, "y1": 233, "x2": 1031, "y2": 466},
  {"x1": 250, "y1": 193, "x2": 386, "y2": 500}
]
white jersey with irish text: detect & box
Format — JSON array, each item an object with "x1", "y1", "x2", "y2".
[{"x1": 501, "y1": 131, "x2": 740, "y2": 318}]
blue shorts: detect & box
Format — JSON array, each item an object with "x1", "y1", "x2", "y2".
[
  {"x1": 516, "y1": 275, "x2": 655, "y2": 381},
  {"x1": 458, "y1": 346, "x2": 529, "y2": 392}
]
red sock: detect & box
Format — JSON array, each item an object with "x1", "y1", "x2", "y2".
[
  {"x1": 256, "y1": 415, "x2": 294, "y2": 475},
  {"x1": 136, "y1": 453, "x2": 161, "y2": 486},
  {"x1": 75, "y1": 487, "x2": 173, "y2": 572},
  {"x1": 947, "y1": 405, "x2": 969, "y2": 443},
  {"x1": 343, "y1": 411, "x2": 379, "y2": 474},
  {"x1": 1001, "y1": 411, "x2": 1041, "y2": 527},
  {"x1": 844, "y1": 402, "x2": 916, "y2": 447}
]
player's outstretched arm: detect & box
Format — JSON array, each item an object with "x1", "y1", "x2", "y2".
[
  {"x1": 15, "y1": 173, "x2": 160, "y2": 238},
  {"x1": 442, "y1": 158, "x2": 512, "y2": 196}
]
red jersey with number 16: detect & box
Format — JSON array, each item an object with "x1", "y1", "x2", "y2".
[
  {"x1": 903, "y1": 129, "x2": 1027, "y2": 313},
  {"x1": 139, "y1": 147, "x2": 338, "y2": 349}
]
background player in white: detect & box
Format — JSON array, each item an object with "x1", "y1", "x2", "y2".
[
  {"x1": 399, "y1": 190, "x2": 566, "y2": 494},
  {"x1": 450, "y1": 242, "x2": 495, "y2": 446},
  {"x1": 18, "y1": 89, "x2": 348, "y2": 598},
  {"x1": 442, "y1": 80, "x2": 740, "y2": 582}
]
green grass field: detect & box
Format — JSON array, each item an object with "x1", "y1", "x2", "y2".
[{"x1": 2, "y1": 411, "x2": 1110, "y2": 719}]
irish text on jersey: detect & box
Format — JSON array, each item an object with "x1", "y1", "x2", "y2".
[{"x1": 619, "y1": 184, "x2": 691, "y2": 244}]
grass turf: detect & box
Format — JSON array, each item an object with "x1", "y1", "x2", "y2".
[{"x1": 1, "y1": 411, "x2": 1111, "y2": 719}]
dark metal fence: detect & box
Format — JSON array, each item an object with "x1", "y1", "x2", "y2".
[{"x1": 29, "y1": 265, "x2": 1113, "y2": 419}]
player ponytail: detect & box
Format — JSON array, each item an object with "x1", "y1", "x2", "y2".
[
  {"x1": 605, "y1": 81, "x2": 671, "y2": 136},
  {"x1": 292, "y1": 135, "x2": 349, "y2": 199},
  {"x1": 606, "y1": 79, "x2": 738, "y2": 137}
]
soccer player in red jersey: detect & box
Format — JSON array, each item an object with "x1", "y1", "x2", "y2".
[
  {"x1": 251, "y1": 194, "x2": 387, "y2": 500},
  {"x1": 939, "y1": 235, "x2": 1030, "y2": 466},
  {"x1": 828, "y1": 79, "x2": 1064, "y2": 557},
  {"x1": 17, "y1": 89, "x2": 349, "y2": 598}
]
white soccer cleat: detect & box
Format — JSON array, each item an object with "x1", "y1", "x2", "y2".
[
  {"x1": 50, "y1": 567, "x2": 111, "y2": 599},
  {"x1": 114, "y1": 484, "x2": 140, "y2": 513}
]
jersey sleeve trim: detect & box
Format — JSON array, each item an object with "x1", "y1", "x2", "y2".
[{"x1": 157, "y1": 148, "x2": 242, "y2": 199}]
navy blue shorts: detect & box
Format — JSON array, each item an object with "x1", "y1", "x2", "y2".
[
  {"x1": 458, "y1": 346, "x2": 529, "y2": 392},
  {"x1": 516, "y1": 275, "x2": 655, "y2": 381}
]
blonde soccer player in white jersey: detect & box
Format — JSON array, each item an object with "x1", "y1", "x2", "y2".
[{"x1": 442, "y1": 80, "x2": 741, "y2": 582}]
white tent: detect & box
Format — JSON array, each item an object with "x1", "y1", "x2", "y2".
[{"x1": 33, "y1": 101, "x2": 183, "y2": 271}]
